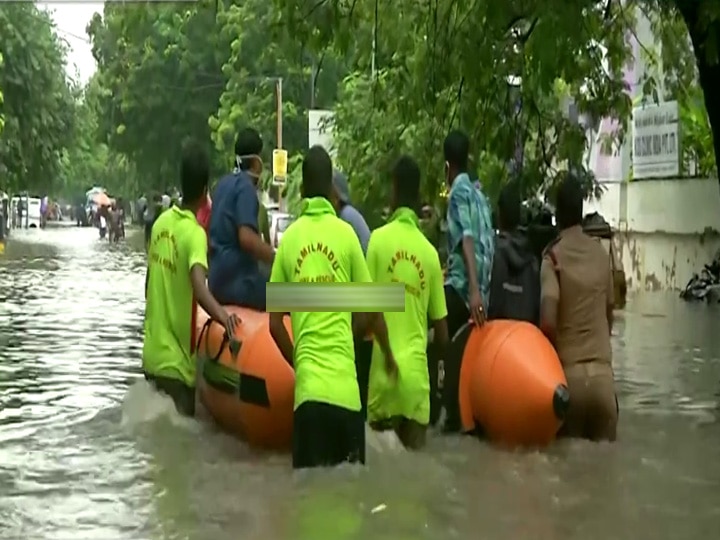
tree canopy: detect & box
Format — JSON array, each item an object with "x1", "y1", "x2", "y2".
[
  {"x1": 1, "y1": 0, "x2": 718, "y2": 211},
  {"x1": 0, "y1": 4, "x2": 76, "y2": 195}
]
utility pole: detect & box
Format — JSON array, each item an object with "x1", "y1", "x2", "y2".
[{"x1": 276, "y1": 77, "x2": 283, "y2": 149}]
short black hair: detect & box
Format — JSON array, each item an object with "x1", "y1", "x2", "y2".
[
  {"x1": 498, "y1": 181, "x2": 521, "y2": 230},
  {"x1": 234, "y1": 127, "x2": 263, "y2": 171},
  {"x1": 555, "y1": 176, "x2": 584, "y2": 229},
  {"x1": 180, "y1": 138, "x2": 209, "y2": 204},
  {"x1": 392, "y1": 155, "x2": 421, "y2": 208},
  {"x1": 443, "y1": 129, "x2": 470, "y2": 171},
  {"x1": 302, "y1": 145, "x2": 333, "y2": 198}
]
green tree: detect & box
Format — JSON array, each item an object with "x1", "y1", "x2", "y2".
[
  {"x1": 668, "y1": 0, "x2": 720, "y2": 181},
  {"x1": 87, "y1": 0, "x2": 229, "y2": 191},
  {"x1": 274, "y1": 0, "x2": 637, "y2": 215},
  {"x1": 57, "y1": 74, "x2": 138, "y2": 199},
  {"x1": 88, "y1": 0, "x2": 347, "y2": 196},
  {"x1": 0, "y1": 51, "x2": 4, "y2": 137},
  {"x1": 649, "y1": 6, "x2": 717, "y2": 177},
  {"x1": 0, "y1": 4, "x2": 75, "y2": 194}
]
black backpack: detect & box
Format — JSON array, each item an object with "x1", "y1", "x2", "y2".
[{"x1": 487, "y1": 233, "x2": 540, "y2": 325}]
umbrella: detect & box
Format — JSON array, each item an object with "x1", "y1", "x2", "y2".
[{"x1": 93, "y1": 192, "x2": 111, "y2": 207}]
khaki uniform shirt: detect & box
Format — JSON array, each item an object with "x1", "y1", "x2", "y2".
[{"x1": 540, "y1": 225, "x2": 614, "y2": 367}]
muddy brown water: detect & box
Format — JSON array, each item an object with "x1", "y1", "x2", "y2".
[{"x1": 1, "y1": 226, "x2": 719, "y2": 540}]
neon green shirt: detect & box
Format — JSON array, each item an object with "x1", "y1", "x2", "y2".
[
  {"x1": 366, "y1": 207, "x2": 447, "y2": 424},
  {"x1": 143, "y1": 206, "x2": 208, "y2": 386},
  {"x1": 269, "y1": 197, "x2": 372, "y2": 411}
]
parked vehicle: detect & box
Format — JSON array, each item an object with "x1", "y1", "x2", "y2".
[{"x1": 269, "y1": 211, "x2": 292, "y2": 249}]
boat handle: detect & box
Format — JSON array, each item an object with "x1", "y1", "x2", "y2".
[{"x1": 195, "y1": 318, "x2": 228, "y2": 363}]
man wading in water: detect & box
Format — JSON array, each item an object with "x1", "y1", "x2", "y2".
[
  {"x1": 366, "y1": 155, "x2": 449, "y2": 449},
  {"x1": 143, "y1": 139, "x2": 239, "y2": 416},
  {"x1": 439, "y1": 130, "x2": 495, "y2": 433},
  {"x1": 268, "y1": 145, "x2": 396, "y2": 469},
  {"x1": 540, "y1": 177, "x2": 618, "y2": 441}
]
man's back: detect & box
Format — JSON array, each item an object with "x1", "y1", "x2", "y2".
[
  {"x1": 445, "y1": 174, "x2": 495, "y2": 304},
  {"x1": 208, "y1": 172, "x2": 260, "y2": 304},
  {"x1": 270, "y1": 197, "x2": 371, "y2": 412},
  {"x1": 367, "y1": 209, "x2": 444, "y2": 368},
  {"x1": 542, "y1": 226, "x2": 613, "y2": 366},
  {"x1": 488, "y1": 229, "x2": 540, "y2": 324},
  {"x1": 143, "y1": 206, "x2": 208, "y2": 385}
]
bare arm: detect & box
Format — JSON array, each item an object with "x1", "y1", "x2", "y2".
[
  {"x1": 190, "y1": 265, "x2": 228, "y2": 324},
  {"x1": 369, "y1": 312, "x2": 393, "y2": 362},
  {"x1": 461, "y1": 237, "x2": 481, "y2": 298},
  {"x1": 267, "y1": 241, "x2": 293, "y2": 365},
  {"x1": 269, "y1": 312, "x2": 294, "y2": 366},
  {"x1": 238, "y1": 226, "x2": 275, "y2": 264},
  {"x1": 449, "y1": 188, "x2": 482, "y2": 305},
  {"x1": 234, "y1": 182, "x2": 275, "y2": 264}
]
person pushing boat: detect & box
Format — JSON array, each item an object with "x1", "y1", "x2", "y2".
[
  {"x1": 540, "y1": 177, "x2": 618, "y2": 441},
  {"x1": 208, "y1": 127, "x2": 274, "y2": 311},
  {"x1": 143, "y1": 139, "x2": 239, "y2": 416},
  {"x1": 366, "y1": 155, "x2": 449, "y2": 449},
  {"x1": 267, "y1": 145, "x2": 397, "y2": 470},
  {"x1": 440, "y1": 130, "x2": 495, "y2": 433}
]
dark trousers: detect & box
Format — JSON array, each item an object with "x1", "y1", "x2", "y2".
[
  {"x1": 292, "y1": 401, "x2": 365, "y2": 469},
  {"x1": 441, "y1": 285, "x2": 472, "y2": 433},
  {"x1": 354, "y1": 339, "x2": 373, "y2": 419},
  {"x1": 445, "y1": 284, "x2": 470, "y2": 340},
  {"x1": 144, "y1": 372, "x2": 196, "y2": 417}
]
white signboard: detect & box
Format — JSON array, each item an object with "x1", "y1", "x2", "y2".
[
  {"x1": 308, "y1": 109, "x2": 335, "y2": 157},
  {"x1": 631, "y1": 101, "x2": 680, "y2": 179}
]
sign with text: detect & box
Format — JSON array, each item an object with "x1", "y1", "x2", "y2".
[
  {"x1": 272, "y1": 148, "x2": 288, "y2": 186},
  {"x1": 631, "y1": 101, "x2": 680, "y2": 179}
]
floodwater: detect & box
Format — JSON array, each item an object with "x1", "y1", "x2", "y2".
[{"x1": 1, "y1": 226, "x2": 719, "y2": 540}]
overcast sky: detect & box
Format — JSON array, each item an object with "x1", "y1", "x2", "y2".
[{"x1": 40, "y1": 1, "x2": 104, "y2": 84}]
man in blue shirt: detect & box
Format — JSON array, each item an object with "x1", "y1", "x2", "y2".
[
  {"x1": 332, "y1": 170, "x2": 371, "y2": 254},
  {"x1": 208, "y1": 127, "x2": 275, "y2": 310},
  {"x1": 443, "y1": 129, "x2": 495, "y2": 338}
]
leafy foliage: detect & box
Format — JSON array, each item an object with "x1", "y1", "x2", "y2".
[
  {"x1": 86, "y1": 0, "x2": 344, "y2": 197},
  {"x1": 0, "y1": 52, "x2": 4, "y2": 137},
  {"x1": 0, "y1": 4, "x2": 75, "y2": 195}
]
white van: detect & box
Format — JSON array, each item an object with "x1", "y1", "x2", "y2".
[
  {"x1": 26, "y1": 198, "x2": 42, "y2": 228},
  {"x1": 9, "y1": 196, "x2": 42, "y2": 228}
]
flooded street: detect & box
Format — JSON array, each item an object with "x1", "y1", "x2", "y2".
[{"x1": 1, "y1": 226, "x2": 719, "y2": 540}]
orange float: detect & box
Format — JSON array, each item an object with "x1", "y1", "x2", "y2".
[
  {"x1": 196, "y1": 306, "x2": 295, "y2": 450},
  {"x1": 196, "y1": 309, "x2": 567, "y2": 451},
  {"x1": 456, "y1": 320, "x2": 569, "y2": 448}
]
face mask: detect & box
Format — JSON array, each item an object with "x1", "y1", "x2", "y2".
[{"x1": 235, "y1": 154, "x2": 263, "y2": 178}]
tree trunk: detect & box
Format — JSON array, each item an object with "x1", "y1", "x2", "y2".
[{"x1": 677, "y1": 1, "x2": 720, "y2": 181}]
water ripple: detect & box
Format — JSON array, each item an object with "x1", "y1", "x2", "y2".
[{"x1": 0, "y1": 227, "x2": 719, "y2": 539}]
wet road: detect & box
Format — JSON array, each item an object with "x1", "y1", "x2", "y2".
[{"x1": 1, "y1": 226, "x2": 719, "y2": 540}]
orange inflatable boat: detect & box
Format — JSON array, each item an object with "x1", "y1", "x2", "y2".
[
  {"x1": 196, "y1": 306, "x2": 295, "y2": 451},
  {"x1": 197, "y1": 309, "x2": 567, "y2": 450},
  {"x1": 455, "y1": 320, "x2": 569, "y2": 448}
]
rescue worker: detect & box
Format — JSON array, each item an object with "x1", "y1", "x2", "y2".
[{"x1": 540, "y1": 177, "x2": 618, "y2": 442}]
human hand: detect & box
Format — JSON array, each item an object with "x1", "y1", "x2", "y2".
[
  {"x1": 468, "y1": 288, "x2": 486, "y2": 327},
  {"x1": 221, "y1": 312, "x2": 241, "y2": 339},
  {"x1": 384, "y1": 352, "x2": 399, "y2": 381}
]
